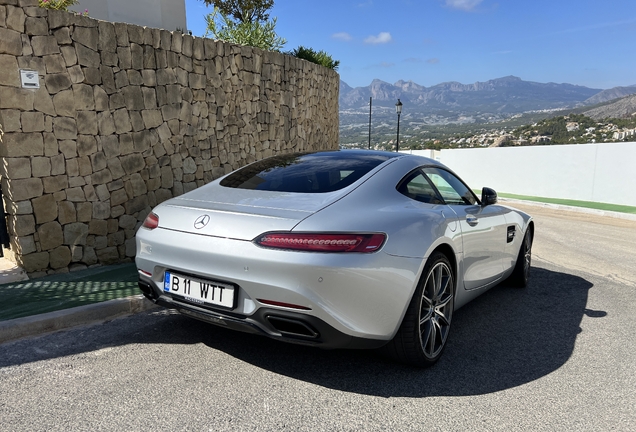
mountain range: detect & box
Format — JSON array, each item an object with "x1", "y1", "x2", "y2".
[{"x1": 339, "y1": 76, "x2": 636, "y2": 120}]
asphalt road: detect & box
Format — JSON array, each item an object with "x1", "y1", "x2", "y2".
[{"x1": 1, "y1": 203, "x2": 635, "y2": 431}]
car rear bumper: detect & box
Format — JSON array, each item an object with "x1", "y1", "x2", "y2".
[
  {"x1": 135, "y1": 227, "x2": 423, "y2": 341},
  {"x1": 138, "y1": 278, "x2": 388, "y2": 350}
]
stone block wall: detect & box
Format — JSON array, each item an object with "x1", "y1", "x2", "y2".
[{"x1": 0, "y1": 0, "x2": 339, "y2": 276}]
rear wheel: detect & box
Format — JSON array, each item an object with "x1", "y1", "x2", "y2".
[
  {"x1": 509, "y1": 228, "x2": 533, "y2": 287},
  {"x1": 384, "y1": 252, "x2": 454, "y2": 367}
]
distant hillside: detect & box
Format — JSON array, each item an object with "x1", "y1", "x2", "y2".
[
  {"x1": 339, "y1": 76, "x2": 635, "y2": 149},
  {"x1": 584, "y1": 86, "x2": 636, "y2": 105},
  {"x1": 584, "y1": 94, "x2": 636, "y2": 120}
]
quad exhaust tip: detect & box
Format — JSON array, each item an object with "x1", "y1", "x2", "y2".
[
  {"x1": 266, "y1": 315, "x2": 319, "y2": 339},
  {"x1": 138, "y1": 280, "x2": 158, "y2": 300}
]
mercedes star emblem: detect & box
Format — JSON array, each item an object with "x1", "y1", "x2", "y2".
[{"x1": 194, "y1": 215, "x2": 210, "y2": 229}]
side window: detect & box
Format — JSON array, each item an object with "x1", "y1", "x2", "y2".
[
  {"x1": 397, "y1": 170, "x2": 443, "y2": 204},
  {"x1": 423, "y1": 167, "x2": 477, "y2": 205}
]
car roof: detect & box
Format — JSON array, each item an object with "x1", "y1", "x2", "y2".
[{"x1": 318, "y1": 149, "x2": 440, "y2": 165}]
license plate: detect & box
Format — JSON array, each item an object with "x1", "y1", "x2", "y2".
[{"x1": 164, "y1": 271, "x2": 235, "y2": 309}]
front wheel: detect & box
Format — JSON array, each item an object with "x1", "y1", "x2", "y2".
[
  {"x1": 384, "y1": 252, "x2": 455, "y2": 367},
  {"x1": 509, "y1": 228, "x2": 533, "y2": 287}
]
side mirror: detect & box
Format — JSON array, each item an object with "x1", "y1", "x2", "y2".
[{"x1": 481, "y1": 187, "x2": 498, "y2": 206}]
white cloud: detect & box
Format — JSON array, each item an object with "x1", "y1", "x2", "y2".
[
  {"x1": 445, "y1": 0, "x2": 483, "y2": 11},
  {"x1": 332, "y1": 32, "x2": 353, "y2": 42},
  {"x1": 364, "y1": 32, "x2": 393, "y2": 44},
  {"x1": 426, "y1": 58, "x2": 440, "y2": 64}
]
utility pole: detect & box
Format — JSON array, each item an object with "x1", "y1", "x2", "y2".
[{"x1": 368, "y1": 97, "x2": 372, "y2": 149}]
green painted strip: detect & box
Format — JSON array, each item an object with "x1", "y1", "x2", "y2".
[
  {"x1": 0, "y1": 263, "x2": 139, "y2": 321},
  {"x1": 472, "y1": 189, "x2": 636, "y2": 214}
]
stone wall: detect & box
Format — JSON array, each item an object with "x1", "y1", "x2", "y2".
[{"x1": 0, "y1": 0, "x2": 339, "y2": 276}]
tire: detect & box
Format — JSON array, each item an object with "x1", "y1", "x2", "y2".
[
  {"x1": 509, "y1": 228, "x2": 533, "y2": 287},
  {"x1": 383, "y1": 252, "x2": 455, "y2": 367}
]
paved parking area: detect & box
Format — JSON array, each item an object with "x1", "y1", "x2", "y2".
[
  {"x1": 0, "y1": 257, "x2": 28, "y2": 285},
  {"x1": 1, "y1": 203, "x2": 635, "y2": 431}
]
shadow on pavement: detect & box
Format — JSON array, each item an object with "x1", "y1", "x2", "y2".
[{"x1": 0, "y1": 267, "x2": 598, "y2": 397}]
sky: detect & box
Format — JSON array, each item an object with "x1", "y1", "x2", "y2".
[{"x1": 184, "y1": 0, "x2": 636, "y2": 90}]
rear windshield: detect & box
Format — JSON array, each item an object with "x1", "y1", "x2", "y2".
[{"x1": 220, "y1": 151, "x2": 395, "y2": 193}]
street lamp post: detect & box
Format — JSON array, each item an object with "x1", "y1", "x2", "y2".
[{"x1": 395, "y1": 99, "x2": 403, "y2": 152}]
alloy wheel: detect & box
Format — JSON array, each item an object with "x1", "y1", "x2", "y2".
[
  {"x1": 524, "y1": 233, "x2": 532, "y2": 279},
  {"x1": 419, "y1": 261, "x2": 454, "y2": 359}
]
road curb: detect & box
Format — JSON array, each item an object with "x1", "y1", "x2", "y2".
[
  {"x1": 499, "y1": 198, "x2": 636, "y2": 221},
  {"x1": 0, "y1": 295, "x2": 158, "y2": 344}
]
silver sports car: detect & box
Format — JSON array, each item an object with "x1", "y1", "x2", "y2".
[{"x1": 135, "y1": 150, "x2": 533, "y2": 367}]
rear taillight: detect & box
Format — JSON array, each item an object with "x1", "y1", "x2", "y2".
[
  {"x1": 254, "y1": 233, "x2": 386, "y2": 253},
  {"x1": 142, "y1": 212, "x2": 159, "y2": 230}
]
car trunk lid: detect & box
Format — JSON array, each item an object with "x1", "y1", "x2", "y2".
[{"x1": 154, "y1": 184, "x2": 351, "y2": 240}]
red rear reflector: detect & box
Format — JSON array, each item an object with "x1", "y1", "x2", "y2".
[
  {"x1": 142, "y1": 212, "x2": 159, "y2": 230},
  {"x1": 255, "y1": 233, "x2": 386, "y2": 253},
  {"x1": 257, "y1": 299, "x2": 312, "y2": 310}
]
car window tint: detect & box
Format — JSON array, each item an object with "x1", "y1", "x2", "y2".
[
  {"x1": 397, "y1": 170, "x2": 443, "y2": 204},
  {"x1": 220, "y1": 151, "x2": 395, "y2": 193},
  {"x1": 423, "y1": 167, "x2": 477, "y2": 205}
]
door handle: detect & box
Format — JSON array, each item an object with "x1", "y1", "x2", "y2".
[{"x1": 466, "y1": 215, "x2": 478, "y2": 226}]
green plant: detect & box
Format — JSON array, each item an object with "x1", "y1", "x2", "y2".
[
  {"x1": 205, "y1": 7, "x2": 286, "y2": 52},
  {"x1": 200, "y1": 0, "x2": 274, "y2": 23},
  {"x1": 39, "y1": 0, "x2": 88, "y2": 15},
  {"x1": 289, "y1": 46, "x2": 339, "y2": 71},
  {"x1": 38, "y1": 0, "x2": 78, "y2": 11}
]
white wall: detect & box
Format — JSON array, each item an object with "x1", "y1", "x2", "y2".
[
  {"x1": 74, "y1": 0, "x2": 187, "y2": 31},
  {"x1": 400, "y1": 149, "x2": 442, "y2": 161},
  {"x1": 438, "y1": 142, "x2": 636, "y2": 207}
]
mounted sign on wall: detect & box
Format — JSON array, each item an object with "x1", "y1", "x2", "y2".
[{"x1": 19, "y1": 70, "x2": 39, "y2": 89}]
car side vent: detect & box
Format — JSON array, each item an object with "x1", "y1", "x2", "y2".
[{"x1": 507, "y1": 226, "x2": 516, "y2": 243}]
